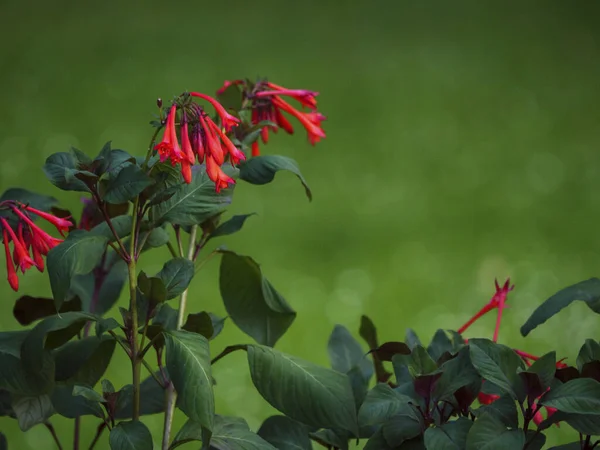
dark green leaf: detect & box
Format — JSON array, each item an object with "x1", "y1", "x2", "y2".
[
  {"x1": 521, "y1": 278, "x2": 600, "y2": 336},
  {"x1": 427, "y1": 329, "x2": 454, "y2": 362},
  {"x1": 405, "y1": 328, "x2": 422, "y2": 350},
  {"x1": 53, "y1": 336, "x2": 115, "y2": 386},
  {"x1": 102, "y1": 380, "x2": 115, "y2": 394},
  {"x1": 72, "y1": 385, "x2": 105, "y2": 403},
  {"x1": 173, "y1": 415, "x2": 276, "y2": 450},
  {"x1": 165, "y1": 330, "x2": 214, "y2": 430},
  {"x1": 434, "y1": 347, "x2": 481, "y2": 401},
  {"x1": 468, "y1": 339, "x2": 524, "y2": 400},
  {"x1": 11, "y1": 394, "x2": 54, "y2": 431},
  {"x1": 157, "y1": 258, "x2": 195, "y2": 300},
  {"x1": 358, "y1": 383, "x2": 413, "y2": 427},
  {"x1": 90, "y1": 215, "x2": 133, "y2": 242},
  {"x1": 21, "y1": 312, "x2": 97, "y2": 374},
  {"x1": 150, "y1": 164, "x2": 236, "y2": 226},
  {"x1": 247, "y1": 344, "x2": 358, "y2": 435},
  {"x1": 12, "y1": 296, "x2": 81, "y2": 326},
  {"x1": 43, "y1": 152, "x2": 89, "y2": 191},
  {"x1": 209, "y1": 214, "x2": 256, "y2": 239},
  {"x1": 140, "y1": 226, "x2": 171, "y2": 250},
  {"x1": 114, "y1": 374, "x2": 166, "y2": 419},
  {"x1": 96, "y1": 318, "x2": 121, "y2": 337},
  {"x1": 364, "y1": 428, "x2": 395, "y2": 450},
  {"x1": 382, "y1": 412, "x2": 424, "y2": 446},
  {"x1": 577, "y1": 339, "x2": 600, "y2": 372},
  {"x1": 473, "y1": 395, "x2": 518, "y2": 428},
  {"x1": 424, "y1": 417, "x2": 472, "y2": 450},
  {"x1": 465, "y1": 412, "x2": 525, "y2": 450},
  {"x1": 548, "y1": 444, "x2": 586, "y2": 450},
  {"x1": 217, "y1": 82, "x2": 243, "y2": 111},
  {"x1": 182, "y1": 312, "x2": 226, "y2": 340},
  {"x1": 219, "y1": 251, "x2": 296, "y2": 347},
  {"x1": 0, "y1": 432, "x2": 5, "y2": 450},
  {"x1": 328, "y1": 325, "x2": 373, "y2": 381},
  {"x1": 540, "y1": 378, "x2": 600, "y2": 414},
  {"x1": 239, "y1": 155, "x2": 312, "y2": 200},
  {"x1": 109, "y1": 420, "x2": 153, "y2": 450},
  {"x1": 138, "y1": 271, "x2": 167, "y2": 304},
  {"x1": 524, "y1": 430, "x2": 546, "y2": 450},
  {"x1": 373, "y1": 342, "x2": 411, "y2": 362},
  {"x1": 309, "y1": 429, "x2": 349, "y2": 450},
  {"x1": 257, "y1": 415, "x2": 311, "y2": 450},
  {"x1": 47, "y1": 230, "x2": 109, "y2": 308},
  {"x1": 564, "y1": 412, "x2": 600, "y2": 435},
  {"x1": 103, "y1": 164, "x2": 153, "y2": 204}
]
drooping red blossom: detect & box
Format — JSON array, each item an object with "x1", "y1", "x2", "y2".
[
  {"x1": 216, "y1": 79, "x2": 244, "y2": 96},
  {"x1": 206, "y1": 154, "x2": 235, "y2": 193},
  {"x1": 477, "y1": 391, "x2": 500, "y2": 405},
  {"x1": 0, "y1": 202, "x2": 72, "y2": 291},
  {"x1": 155, "y1": 105, "x2": 184, "y2": 165},
  {"x1": 190, "y1": 92, "x2": 240, "y2": 132}
]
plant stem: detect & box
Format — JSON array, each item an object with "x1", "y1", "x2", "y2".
[
  {"x1": 211, "y1": 345, "x2": 247, "y2": 365},
  {"x1": 73, "y1": 417, "x2": 81, "y2": 450},
  {"x1": 88, "y1": 423, "x2": 106, "y2": 450},
  {"x1": 44, "y1": 422, "x2": 63, "y2": 450},
  {"x1": 162, "y1": 225, "x2": 198, "y2": 450},
  {"x1": 129, "y1": 197, "x2": 141, "y2": 421}
]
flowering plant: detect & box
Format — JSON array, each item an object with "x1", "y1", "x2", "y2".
[{"x1": 1, "y1": 77, "x2": 599, "y2": 450}]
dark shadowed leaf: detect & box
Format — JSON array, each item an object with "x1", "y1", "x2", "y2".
[
  {"x1": 521, "y1": 278, "x2": 600, "y2": 336},
  {"x1": 359, "y1": 316, "x2": 391, "y2": 383},
  {"x1": 522, "y1": 351, "x2": 556, "y2": 393},
  {"x1": 109, "y1": 420, "x2": 153, "y2": 450},
  {"x1": 157, "y1": 258, "x2": 195, "y2": 300},
  {"x1": 53, "y1": 335, "x2": 115, "y2": 387},
  {"x1": 96, "y1": 318, "x2": 121, "y2": 337},
  {"x1": 381, "y1": 411, "x2": 424, "y2": 446},
  {"x1": 51, "y1": 384, "x2": 104, "y2": 418},
  {"x1": 247, "y1": 344, "x2": 358, "y2": 435},
  {"x1": 21, "y1": 312, "x2": 97, "y2": 374},
  {"x1": 427, "y1": 329, "x2": 454, "y2": 362},
  {"x1": 372, "y1": 342, "x2": 411, "y2": 362},
  {"x1": 0, "y1": 433, "x2": 5, "y2": 450},
  {"x1": 257, "y1": 415, "x2": 311, "y2": 450},
  {"x1": 183, "y1": 312, "x2": 225, "y2": 341},
  {"x1": 11, "y1": 394, "x2": 54, "y2": 431},
  {"x1": 239, "y1": 155, "x2": 312, "y2": 200},
  {"x1": 540, "y1": 378, "x2": 600, "y2": 414},
  {"x1": 309, "y1": 429, "x2": 349, "y2": 450},
  {"x1": 364, "y1": 428, "x2": 394, "y2": 450},
  {"x1": 138, "y1": 271, "x2": 167, "y2": 304},
  {"x1": 209, "y1": 213, "x2": 256, "y2": 239},
  {"x1": 577, "y1": 339, "x2": 600, "y2": 371},
  {"x1": 434, "y1": 347, "x2": 481, "y2": 401},
  {"x1": 424, "y1": 417, "x2": 472, "y2": 450},
  {"x1": 524, "y1": 430, "x2": 546, "y2": 450},
  {"x1": 103, "y1": 164, "x2": 153, "y2": 204},
  {"x1": 140, "y1": 226, "x2": 171, "y2": 250},
  {"x1": 43, "y1": 152, "x2": 89, "y2": 191},
  {"x1": 548, "y1": 444, "x2": 586, "y2": 450},
  {"x1": 90, "y1": 215, "x2": 133, "y2": 242},
  {"x1": 405, "y1": 328, "x2": 422, "y2": 350},
  {"x1": 114, "y1": 373, "x2": 166, "y2": 419},
  {"x1": 165, "y1": 330, "x2": 214, "y2": 430},
  {"x1": 468, "y1": 339, "x2": 524, "y2": 400},
  {"x1": 13, "y1": 296, "x2": 81, "y2": 326},
  {"x1": 358, "y1": 383, "x2": 413, "y2": 427},
  {"x1": 473, "y1": 395, "x2": 518, "y2": 428},
  {"x1": 72, "y1": 385, "x2": 105, "y2": 403},
  {"x1": 47, "y1": 230, "x2": 109, "y2": 308},
  {"x1": 219, "y1": 251, "x2": 296, "y2": 347},
  {"x1": 150, "y1": 164, "x2": 236, "y2": 226},
  {"x1": 465, "y1": 412, "x2": 525, "y2": 450}
]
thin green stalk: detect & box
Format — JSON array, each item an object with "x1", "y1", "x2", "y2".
[
  {"x1": 162, "y1": 225, "x2": 197, "y2": 449},
  {"x1": 129, "y1": 197, "x2": 141, "y2": 421},
  {"x1": 44, "y1": 422, "x2": 63, "y2": 450}
]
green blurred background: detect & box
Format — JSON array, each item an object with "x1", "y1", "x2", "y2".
[{"x1": 2, "y1": 0, "x2": 600, "y2": 447}]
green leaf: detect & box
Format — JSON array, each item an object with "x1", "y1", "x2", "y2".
[
  {"x1": 521, "y1": 278, "x2": 600, "y2": 336},
  {"x1": 433, "y1": 347, "x2": 481, "y2": 401},
  {"x1": 90, "y1": 215, "x2": 133, "y2": 242},
  {"x1": 524, "y1": 430, "x2": 546, "y2": 450},
  {"x1": 540, "y1": 378, "x2": 600, "y2": 414},
  {"x1": 150, "y1": 164, "x2": 236, "y2": 226},
  {"x1": 328, "y1": 325, "x2": 373, "y2": 380},
  {"x1": 140, "y1": 226, "x2": 170, "y2": 250},
  {"x1": 103, "y1": 164, "x2": 153, "y2": 204},
  {"x1": 209, "y1": 213, "x2": 256, "y2": 239},
  {"x1": 239, "y1": 155, "x2": 312, "y2": 200},
  {"x1": 114, "y1": 374, "x2": 166, "y2": 419},
  {"x1": 381, "y1": 412, "x2": 424, "y2": 446},
  {"x1": 138, "y1": 271, "x2": 167, "y2": 304},
  {"x1": 0, "y1": 432, "x2": 5, "y2": 450},
  {"x1": 53, "y1": 336, "x2": 115, "y2": 387},
  {"x1": 524, "y1": 351, "x2": 556, "y2": 391},
  {"x1": 51, "y1": 384, "x2": 104, "y2": 418},
  {"x1": 424, "y1": 418, "x2": 472, "y2": 450},
  {"x1": 364, "y1": 428, "x2": 395, "y2": 450},
  {"x1": 468, "y1": 339, "x2": 524, "y2": 400},
  {"x1": 183, "y1": 312, "x2": 226, "y2": 340},
  {"x1": 427, "y1": 329, "x2": 454, "y2": 362},
  {"x1": 47, "y1": 230, "x2": 109, "y2": 308},
  {"x1": 72, "y1": 385, "x2": 105, "y2": 403},
  {"x1": 577, "y1": 339, "x2": 600, "y2": 372},
  {"x1": 473, "y1": 395, "x2": 518, "y2": 428},
  {"x1": 548, "y1": 444, "x2": 585, "y2": 450},
  {"x1": 96, "y1": 318, "x2": 121, "y2": 337},
  {"x1": 21, "y1": 312, "x2": 97, "y2": 374},
  {"x1": 247, "y1": 344, "x2": 358, "y2": 435},
  {"x1": 358, "y1": 383, "x2": 413, "y2": 426},
  {"x1": 11, "y1": 394, "x2": 54, "y2": 431},
  {"x1": 219, "y1": 251, "x2": 296, "y2": 347},
  {"x1": 165, "y1": 330, "x2": 214, "y2": 430},
  {"x1": 172, "y1": 415, "x2": 276, "y2": 450},
  {"x1": 309, "y1": 429, "x2": 349, "y2": 450},
  {"x1": 405, "y1": 328, "x2": 422, "y2": 350},
  {"x1": 109, "y1": 421, "x2": 153, "y2": 450},
  {"x1": 43, "y1": 152, "x2": 89, "y2": 191},
  {"x1": 257, "y1": 415, "x2": 311, "y2": 450},
  {"x1": 564, "y1": 412, "x2": 600, "y2": 435},
  {"x1": 157, "y1": 258, "x2": 195, "y2": 300},
  {"x1": 465, "y1": 413, "x2": 525, "y2": 450},
  {"x1": 12, "y1": 295, "x2": 81, "y2": 326}
]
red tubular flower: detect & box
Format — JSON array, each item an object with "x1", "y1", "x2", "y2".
[
  {"x1": 155, "y1": 105, "x2": 177, "y2": 163},
  {"x1": 198, "y1": 115, "x2": 225, "y2": 165},
  {"x1": 180, "y1": 120, "x2": 196, "y2": 165},
  {"x1": 191, "y1": 124, "x2": 205, "y2": 163},
  {"x1": 478, "y1": 391, "x2": 500, "y2": 405},
  {"x1": 204, "y1": 117, "x2": 246, "y2": 166},
  {"x1": 251, "y1": 141, "x2": 260, "y2": 157},
  {"x1": 272, "y1": 96, "x2": 326, "y2": 145},
  {"x1": 2, "y1": 226, "x2": 18, "y2": 291},
  {"x1": 22, "y1": 205, "x2": 72, "y2": 236},
  {"x1": 206, "y1": 154, "x2": 235, "y2": 193},
  {"x1": 190, "y1": 92, "x2": 240, "y2": 132},
  {"x1": 0, "y1": 218, "x2": 33, "y2": 273},
  {"x1": 181, "y1": 162, "x2": 192, "y2": 184},
  {"x1": 216, "y1": 79, "x2": 244, "y2": 96}
]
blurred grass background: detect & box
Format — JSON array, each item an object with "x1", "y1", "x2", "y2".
[{"x1": 2, "y1": 0, "x2": 600, "y2": 447}]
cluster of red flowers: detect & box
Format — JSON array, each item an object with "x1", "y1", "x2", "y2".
[
  {"x1": 217, "y1": 80, "x2": 326, "y2": 157},
  {"x1": 458, "y1": 278, "x2": 564, "y2": 427},
  {"x1": 0, "y1": 202, "x2": 72, "y2": 291},
  {"x1": 154, "y1": 92, "x2": 245, "y2": 191}
]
